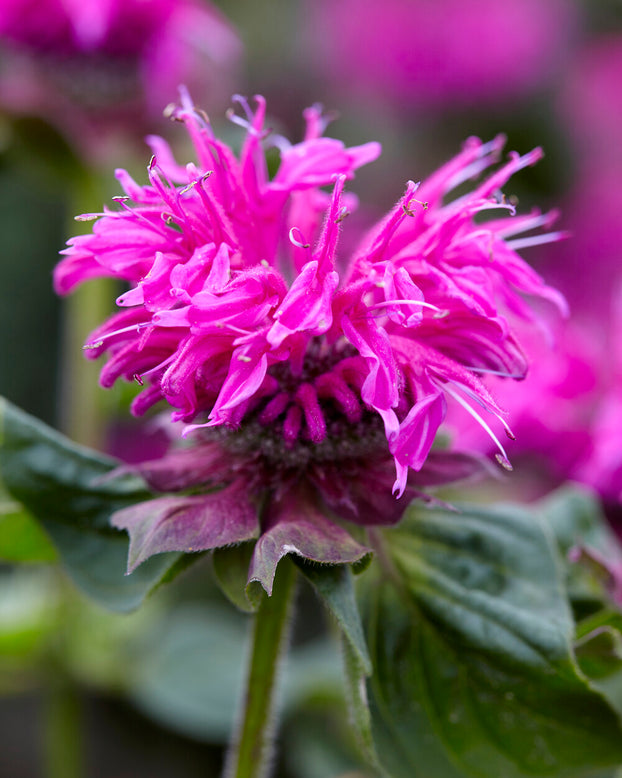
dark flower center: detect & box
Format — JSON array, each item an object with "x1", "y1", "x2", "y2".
[
  {"x1": 207, "y1": 339, "x2": 389, "y2": 473},
  {"x1": 212, "y1": 412, "x2": 387, "y2": 471}
]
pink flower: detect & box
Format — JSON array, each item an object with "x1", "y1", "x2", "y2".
[
  {"x1": 573, "y1": 288, "x2": 622, "y2": 508},
  {"x1": 56, "y1": 94, "x2": 564, "y2": 588},
  {"x1": 0, "y1": 0, "x2": 241, "y2": 158},
  {"x1": 303, "y1": 0, "x2": 578, "y2": 111},
  {"x1": 531, "y1": 37, "x2": 622, "y2": 511},
  {"x1": 559, "y1": 34, "x2": 622, "y2": 168}
]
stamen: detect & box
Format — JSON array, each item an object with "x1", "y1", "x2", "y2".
[
  {"x1": 83, "y1": 322, "x2": 149, "y2": 350},
  {"x1": 368, "y1": 299, "x2": 442, "y2": 314},
  {"x1": 445, "y1": 135, "x2": 506, "y2": 192},
  {"x1": 227, "y1": 95, "x2": 271, "y2": 140},
  {"x1": 453, "y1": 379, "x2": 516, "y2": 441},
  {"x1": 289, "y1": 227, "x2": 311, "y2": 250},
  {"x1": 111, "y1": 195, "x2": 171, "y2": 238},
  {"x1": 224, "y1": 323, "x2": 255, "y2": 338},
  {"x1": 442, "y1": 384, "x2": 513, "y2": 471},
  {"x1": 402, "y1": 196, "x2": 429, "y2": 216},
  {"x1": 506, "y1": 231, "x2": 570, "y2": 251},
  {"x1": 466, "y1": 366, "x2": 526, "y2": 380},
  {"x1": 231, "y1": 94, "x2": 254, "y2": 123},
  {"x1": 163, "y1": 102, "x2": 177, "y2": 120}
]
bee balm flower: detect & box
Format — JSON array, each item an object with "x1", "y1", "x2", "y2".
[
  {"x1": 55, "y1": 93, "x2": 565, "y2": 590},
  {"x1": 0, "y1": 0, "x2": 241, "y2": 158},
  {"x1": 303, "y1": 0, "x2": 577, "y2": 111}
]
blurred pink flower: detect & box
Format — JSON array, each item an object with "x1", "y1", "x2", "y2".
[
  {"x1": 531, "y1": 36, "x2": 622, "y2": 510},
  {"x1": 0, "y1": 0, "x2": 241, "y2": 158},
  {"x1": 574, "y1": 288, "x2": 622, "y2": 507},
  {"x1": 551, "y1": 35, "x2": 622, "y2": 313},
  {"x1": 304, "y1": 0, "x2": 578, "y2": 110},
  {"x1": 446, "y1": 294, "x2": 622, "y2": 510},
  {"x1": 56, "y1": 93, "x2": 564, "y2": 585},
  {"x1": 546, "y1": 168, "x2": 622, "y2": 316},
  {"x1": 560, "y1": 34, "x2": 622, "y2": 167}
]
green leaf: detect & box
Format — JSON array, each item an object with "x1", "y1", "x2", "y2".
[
  {"x1": 537, "y1": 485, "x2": 613, "y2": 555},
  {"x1": 128, "y1": 602, "x2": 344, "y2": 744},
  {"x1": 213, "y1": 543, "x2": 263, "y2": 613},
  {"x1": 128, "y1": 603, "x2": 248, "y2": 741},
  {"x1": 575, "y1": 609, "x2": 622, "y2": 720},
  {"x1": 296, "y1": 560, "x2": 378, "y2": 769},
  {"x1": 0, "y1": 496, "x2": 57, "y2": 563},
  {"x1": 0, "y1": 397, "x2": 180, "y2": 611},
  {"x1": 0, "y1": 568, "x2": 59, "y2": 661},
  {"x1": 538, "y1": 485, "x2": 622, "y2": 613},
  {"x1": 341, "y1": 636, "x2": 384, "y2": 775},
  {"x1": 39, "y1": 522, "x2": 180, "y2": 612},
  {"x1": 362, "y1": 500, "x2": 622, "y2": 778},
  {"x1": 297, "y1": 561, "x2": 371, "y2": 674}
]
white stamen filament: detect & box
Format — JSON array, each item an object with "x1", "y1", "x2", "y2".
[
  {"x1": 506, "y1": 231, "x2": 569, "y2": 251},
  {"x1": 466, "y1": 366, "x2": 525, "y2": 380},
  {"x1": 442, "y1": 383, "x2": 513, "y2": 470},
  {"x1": 289, "y1": 227, "x2": 311, "y2": 249},
  {"x1": 368, "y1": 299, "x2": 442, "y2": 313},
  {"x1": 494, "y1": 210, "x2": 558, "y2": 238},
  {"x1": 224, "y1": 323, "x2": 255, "y2": 337},
  {"x1": 83, "y1": 322, "x2": 149, "y2": 349},
  {"x1": 445, "y1": 136, "x2": 506, "y2": 192}
]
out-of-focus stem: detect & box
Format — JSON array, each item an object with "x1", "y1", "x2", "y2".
[
  {"x1": 58, "y1": 277, "x2": 114, "y2": 448},
  {"x1": 42, "y1": 678, "x2": 84, "y2": 778},
  {"x1": 58, "y1": 172, "x2": 114, "y2": 449}
]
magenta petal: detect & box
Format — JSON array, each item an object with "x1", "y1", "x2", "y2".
[
  {"x1": 112, "y1": 480, "x2": 259, "y2": 573},
  {"x1": 392, "y1": 392, "x2": 447, "y2": 473},
  {"x1": 248, "y1": 494, "x2": 371, "y2": 595},
  {"x1": 268, "y1": 262, "x2": 339, "y2": 347},
  {"x1": 341, "y1": 311, "x2": 399, "y2": 411}
]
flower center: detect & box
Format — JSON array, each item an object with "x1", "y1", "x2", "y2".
[{"x1": 210, "y1": 339, "x2": 389, "y2": 471}]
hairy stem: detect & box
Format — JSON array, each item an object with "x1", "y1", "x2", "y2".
[{"x1": 223, "y1": 559, "x2": 297, "y2": 778}]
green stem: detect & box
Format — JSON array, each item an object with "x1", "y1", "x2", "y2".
[
  {"x1": 224, "y1": 559, "x2": 297, "y2": 778},
  {"x1": 58, "y1": 277, "x2": 115, "y2": 447},
  {"x1": 58, "y1": 171, "x2": 115, "y2": 448},
  {"x1": 42, "y1": 678, "x2": 84, "y2": 778}
]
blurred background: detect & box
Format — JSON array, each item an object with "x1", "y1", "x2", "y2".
[{"x1": 1, "y1": 0, "x2": 621, "y2": 775}]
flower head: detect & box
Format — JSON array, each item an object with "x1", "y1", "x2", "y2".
[
  {"x1": 0, "y1": 0, "x2": 241, "y2": 157},
  {"x1": 304, "y1": 0, "x2": 578, "y2": 111},
  {"x1": 56, "y1": 93, "x2": 564, "y2": 589}
]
